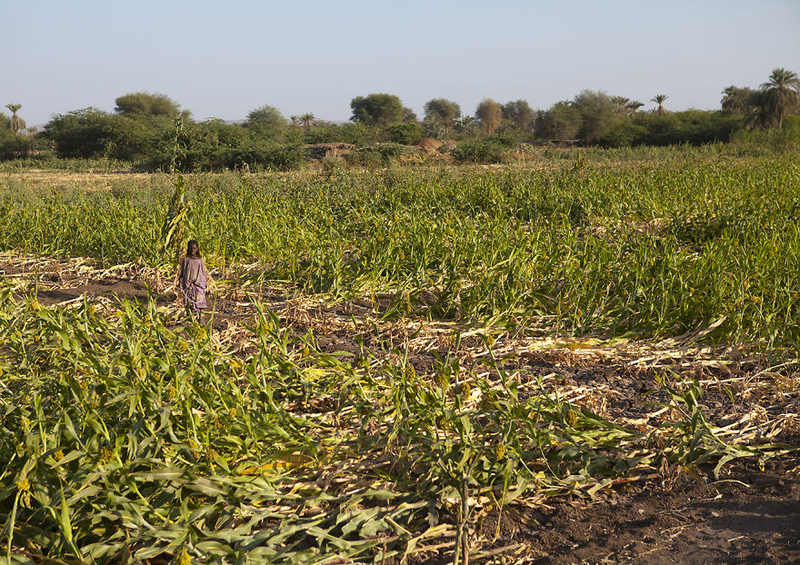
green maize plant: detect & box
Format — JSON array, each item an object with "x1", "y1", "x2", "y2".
[
  {"x1": 0, "y1": 282, "x2": 790, "y2": 563},
  {"x1": 1, "y1": 150, "x2": 799, "y2": 347}
]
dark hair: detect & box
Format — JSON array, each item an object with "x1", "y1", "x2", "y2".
[{"x1": 186, "y1": 239, "x2": 201, "y2": 258}]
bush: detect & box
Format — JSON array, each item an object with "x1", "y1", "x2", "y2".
[
  {"x1": 731, "y1": 118, "x2": 800, "y2": 152},
  {"x1": 344, "y1": 143, "x2": 412, "y2": 168},
  {"x1": 385, "y1": 122, "x2": 423, "y2": 144},
  {"x1": 305, "y1": 123, "x2": 376, "y2": 146},
  {"x1": 451, "y1": 139, "x2": 512, "y2": 163}
]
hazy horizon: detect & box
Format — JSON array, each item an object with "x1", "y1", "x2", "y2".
[{"x1": 3, "y1": 0, "x2": 799, "y2": 127}]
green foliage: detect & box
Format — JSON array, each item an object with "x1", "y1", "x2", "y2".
[
  {"x1": 0, "y1": 288, "x2": 776, "y2": 563},
  {"x1": 350, "y1": 93, "x2": 404, "y2": 127},
  {"x1": 759, "y1": 67, "x2": 800, "y2": 129},
  {"x1": 41, "y1": 108, "x2": 117, "y2": 159},
  {"x1": 245, "y1": 105, "x2": 287, "y2": 140},
  {"x1": 114, "y1": 92, "x2": 184, "y2": 118},
  {"x1": 451, "y1": 138, "x2": 511, "y2": 163},
  {"x1": 731, "y1": 115, "x2": 800, "y2": 151},
  {"x1": 385, "y1": 121, "x2": 423, "y2": 144},
  {"x1": 602, "y1": 111, "x2": 740, "y2": 147},
  {"x1": 143, "y1": 120, "x2": 305, "y2": 172},
  {"x1": 651, "y1": 94, "x2": 668, "y2": 114},
  {"x1": 573, "y1": 90, "x2": 621, "y2": 142},
  {"x1": 3, "y1": 152, "x2": 800, "y2": 345},
  {"x1": 501, "y1": 99, "x2": 534, "y2": 131},
  {"x1": 0, "y1": 113, "x2": 30, "y2": 159},
  {"x1": 535, "y1": 101, "x2": 582, "y2": 140},
  {"x1": 344, "y1": 143, "x2": 413, "y2": 167},
  {"x1": 423, "y1": 98, "x2": 461, "y2": 127},
  {"x1": 305, "y1": 122, "x2": 375, "y2": 146},
  {"x1": 6, "y1": 103, "x2": 26, "y2": 135},
  {"x1": 721, "y1": 86, "x2": 756, "y2": 115}
]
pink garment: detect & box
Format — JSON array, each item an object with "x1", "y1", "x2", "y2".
[{"x1": 179, "y1": 256, "x2": 208, "y2": 311}]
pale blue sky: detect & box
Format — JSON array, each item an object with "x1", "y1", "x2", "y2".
[{"x1": 4, "y1": 0, "x2": 799, "y2": 126}]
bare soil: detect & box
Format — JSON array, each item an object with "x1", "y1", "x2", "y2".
[{"x1": 2, "y1": 253, "x2": 798, "y2": 564}]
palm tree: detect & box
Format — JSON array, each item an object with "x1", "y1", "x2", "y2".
[
  {"x1": 745, "y1": 90, "x2": 772, "y2": 130},
  {"x1": 610, "y1": 96, "x2": 631, "y2": 116},
  {"x1": 721, "y1": 86, "x2": 755, "y2": 115},
  {"x1": 289, "y1": 115, "x2": 300, "y2": 127},
  {"x1": 651, "y1": 95, "x2": 668, "y2": 115},
  {"x1": 5, "y1": 104, "x2": 26, "y2": 138},
  {"x1": 627, "y1": 100, "x2": 645, "y2": 115},
  {"x1": 759, "y1": 67, "x2": 800, "y2": 129},
  {"x1": 300, "y1": 113, "x2": 314, "y2": 132}
]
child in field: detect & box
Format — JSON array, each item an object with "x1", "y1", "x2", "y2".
[{"x1": 178, "y1": 239, "x2": 209, "y2": 320}]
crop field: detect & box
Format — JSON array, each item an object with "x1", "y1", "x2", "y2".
[{"x1": 1, "y1": 149, "x2": 799, "y2": 563}]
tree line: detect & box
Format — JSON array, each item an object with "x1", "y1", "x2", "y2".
[{"x1": 2, "y1": 68, "x2": 798, "y2": 170}]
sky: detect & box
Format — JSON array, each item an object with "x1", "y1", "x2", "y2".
[{"x1": 3, "y1": 0, "x2": 799, "y2": 127}]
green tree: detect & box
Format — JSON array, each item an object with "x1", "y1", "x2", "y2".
[
  {"x1": 651, "y1": 94, "x2": 668, "y2": 114},
  {"x1": 609, "y1": 96, "x2": 631, "y2": 115},
  {"x1": 476, "y1": 98, "x2": 502, "y2": 135},
  {"x1": 759, "y1": 67, "x2": 800, "y2": 129},
  {"x1": 42, "y1": 108, "x2": 115, "y2": 158},
  {"x1": 501, "y1": 99, "x2": 534, "y2": 131},
  {"x1": 5, "y1": 104, "x2": 26, "y2": 138},
  {"x1": 423, "y1": 98, "x2": 461, "y2": 128},
  {"x1": 573, "y1": 90, "x2": 620, "y2": 142},
  {"x1": 534, "y1": 101, "x2": 582, "y2": 140},
  {"x1": 350, "y1": 93, "x2": 404, "y2": 127},
  {"x1": 721, "y1": 86, "x2": 755, "y2": 115},
  {"x1": 245, "y1": 105, "x2": 287, "y2": 139},
  {"x1": 300, "y1": 112, "x2": 315, "y2": 132},
  {"x1": 627, "y1": 100, "x2": 645, "y2": 115},
  {"x1": 114, "y1": 92, "x2": 184, "y2": 118},
  {"x1": 453, "y1": 115, "x2": 479, "y2": 138},
  {"x1": 385, "y1": 121, "x2": 423, "y2": 144}
]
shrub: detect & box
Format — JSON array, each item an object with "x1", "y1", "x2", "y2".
[
  {"x1": 385, "y1": 121, "x2": 423, "y2": 144},
  {"x1": 451, "y1": 139, "x2": 511, "y2": 163}
]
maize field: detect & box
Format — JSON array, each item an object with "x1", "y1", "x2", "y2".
[{"x1": 1, "y1": 148, "x2": 799, "y2": 563}]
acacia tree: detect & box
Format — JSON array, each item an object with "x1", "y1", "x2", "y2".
[
  {"x1": 759, "y1": 67, "x2": 800, "y2": 129},
  {"x1": 350, "y1": 94, "x2": 404, "y2": 127},
  {"x1": 114, "y1": 92, "x2": 185, "y2": 118},
  {"x1": 245, "y1": 105, "x2": 287, "y2": 139},
  {"x1": 5, "y1": 104, "x2": 26, "y2": 138},
  {"x1": 476, "y1": 98, "x2": 502, "y2": 135},
  {"x1": 652, "y1": 94, "x2": 668, "y2": 114}
]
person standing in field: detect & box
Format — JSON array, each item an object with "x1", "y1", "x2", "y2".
[{"x1": 178, "y1": 239, "x2": 209, "y2": 322}]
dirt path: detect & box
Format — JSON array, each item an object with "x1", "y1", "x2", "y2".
[{"x1": 2, "y1": 253, "x2": 799, "y2": 564}]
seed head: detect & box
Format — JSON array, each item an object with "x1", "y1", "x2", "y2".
[{"x1": 566, "y1": 409, "x2": 578, "y2": 427}]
